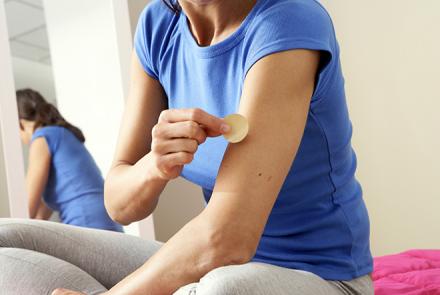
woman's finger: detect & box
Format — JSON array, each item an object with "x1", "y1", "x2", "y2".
[
  {"x1": 158, "y1": 108, "x2": 230, "y2": 137},
  {"x1": 152, "y1": 121, "x2": 207, "y2": 144},
  {"x1": 157, "y1": 151, "x2": 194, "y2": 171},
  {"x1": 151, "y1": 138, "x2": 199, "y2": 155}
]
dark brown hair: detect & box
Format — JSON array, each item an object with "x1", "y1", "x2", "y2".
[
  {"x1": 162, "y1": 0, "x2": 181, "y2": 13},
  {"x1": 16, "y1": 88, "x2": 85, "y2": 143}
]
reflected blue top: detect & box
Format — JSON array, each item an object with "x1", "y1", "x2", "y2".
[
  {"x1": 31, "y1": 126, "x2": 122, "y2": 232},
  {"x1": 134, "y1": 0, "x2": 372, "y2": 279}
]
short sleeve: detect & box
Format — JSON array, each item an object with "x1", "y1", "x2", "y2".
[
  {"x1": 244, "y1": 1, "x2": 335, "y2": 81},
  {"x1": 31, "y1": 127, "x2": 60, "y2": 156},
  {"x1": 134, "y1": 3, "x2": 161, "y2": 80}
]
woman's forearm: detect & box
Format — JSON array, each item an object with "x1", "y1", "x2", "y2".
[
  {"x1": 104, "y1": 152, "x2": 168, "y2": 225},
  {"x1": 104, "y1": 212, "x2": 251, "y2": 295}
]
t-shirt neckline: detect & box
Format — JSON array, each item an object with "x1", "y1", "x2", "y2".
[{"x1": 179, "y1": 0, "x2": 266, "y2": 58}]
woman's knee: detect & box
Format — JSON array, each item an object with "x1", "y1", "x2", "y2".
[
  {"x1": 0, "y1": 247, "x2": 107, "y2": 295},
  {"x1": 195, "y1": 264, "x2": 260, "y2": 295},
  {"x1": 0, "y1": 218, "x2": 27, "y2": 247},
  {"x1": 0, "y1": 218, "x2": 54, "y2": 249},
  {"x1": 174, "y1": 265, "x2": 248, "y2": 295},
  {"x1": 178, "y1": 262, "x2": 344, "y2": 295}
]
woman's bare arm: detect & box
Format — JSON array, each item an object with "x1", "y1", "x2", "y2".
[
  {"x1": 104, "y1": 49, "x2": 320, "y2": 295},
  {"x1": 104, "y1": 52, "x2": 169, "y2": 225},
  {"x1": 34, "y1": 201, "x2": 53, "y2": 220},
  {"x1": 105, "y1": 52, "x2": 229, "y2": 225},
  {"x1": 26, "y1": 137, "x2": 51, "y2": 218}
]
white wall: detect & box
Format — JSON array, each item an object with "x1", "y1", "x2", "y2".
[
  {"x1": 12, "y1": 57, "x2": 56, "y2": 104},
  {"x1": 127, "y1": 0, "x2": 150, "y2": 37},
  {"x1": 43, "y1": 0, "x2": 127, "y2": 176},
  {"x1": 320, "y1": 0, "x2": 440, "y2": 256},
  {"x1": 153, "y1": 178, "x2": 205, "y2": 242}
]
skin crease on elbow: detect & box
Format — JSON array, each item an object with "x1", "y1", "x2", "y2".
[{"x1": 51, "y1": 0, "x2": 319, "y2": 294}]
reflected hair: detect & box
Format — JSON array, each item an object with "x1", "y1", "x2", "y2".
[
  {"x1": 162, "y1": 0, "x2": 181, "y2": 13},
  {"x1": 16, "y1": 88, "x2": 85, "y2": 143}
]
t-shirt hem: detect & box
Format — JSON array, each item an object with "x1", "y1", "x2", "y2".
[
  {"x1": 250, "y1": 257, "x2": 373, "y2": 281},
  {"x1": 134, "y1": 41, "x2": 159, "y2": 80}
]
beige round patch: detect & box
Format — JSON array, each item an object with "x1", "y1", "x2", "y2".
[{"x1": 223, "y1": 114, "x2": 249, "y2": 143}]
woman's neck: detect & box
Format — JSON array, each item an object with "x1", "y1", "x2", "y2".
[{"x1": 179, "y1": 0, "x2": 257, "y2": 46}]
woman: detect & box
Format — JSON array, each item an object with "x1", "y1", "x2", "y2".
[
  {"x1": 0, "y1": 0, "x2": 373, "y2": 294},
  {"x1": 16, "y1": 88, "x2": 122, "y2": 232}
]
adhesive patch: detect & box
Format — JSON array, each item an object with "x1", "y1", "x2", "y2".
[{"x1": 223, "y1": 114, "x2": 249, "y2": 143}]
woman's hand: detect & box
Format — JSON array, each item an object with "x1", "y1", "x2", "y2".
[{"x1": 150, "y1": 108, "x2": 230, "y2": 180}]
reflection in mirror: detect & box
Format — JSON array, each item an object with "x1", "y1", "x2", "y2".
[
  {"x1": 3, "y1": 0, "x2": 56, "y2": 219},
  {"x1": 5, "y1": 0, "x2": 55, "y2": 163},
  {"x1": 4, "y1": 0, "x2": 123, "y2": 232}
]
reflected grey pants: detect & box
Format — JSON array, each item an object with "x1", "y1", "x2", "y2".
[{"x1": 0, "y1": 219, "x2": 373, "y2": 295}]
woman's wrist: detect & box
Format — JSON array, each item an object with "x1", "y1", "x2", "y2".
[
  {"x1": 104, "y1": 153, "x2": 168, "y2": 224},
  {"x1": 135, "y1": 152, "x2": 169, "y2": 186}
]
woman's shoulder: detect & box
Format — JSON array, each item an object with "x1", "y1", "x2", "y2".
[
  {"x1": 243, "y1": 0, "x2": 336, "y2": 61},
  {"x1": 33, "y1": 125, "x2": 63, "y2": 138},
  {"x1": 256, "y1": 0, "x2": 331, "y2": 21},
  {"x1": 243, "y1": 0, "x2": 338, "y2": 98},
  {"x1": 249, "y1": 0, "x2": 334, "y2": 41},
  {"x1": 140, "y1": 0, "x2": 169, "y2": 14},
  {"x1": 134, "y1": 0, "x2": 180, "y2": 78},
  {"x1": 31, "y1": 126, "x2": 64, "y2": 155},
  {"x1": 137, "y1": 0, "x2": 178, "y2": 33}
]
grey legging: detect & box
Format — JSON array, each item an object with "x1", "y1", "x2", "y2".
[{"x1": 0, "y1": 218, "x2": 373, "y2": 295}]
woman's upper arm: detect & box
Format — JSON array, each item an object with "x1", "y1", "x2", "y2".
[
  {"x1": 27, "y1": 137, "x2": 51, "y2": 218},
  {"x1": 111, "y1": 51, "x2": 167, "y2": 168},
  {"x1": 203, "y1": 49, "x2": 320, "y2": 254}
]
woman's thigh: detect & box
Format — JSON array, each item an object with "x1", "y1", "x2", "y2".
[
  {"x1": 174, "y1": 262, "x2": 373, "y2": 295},
  {"x1": 0, "y1": 247, "x2": 107, "y2": 295},
  {"x1": 0, "y1": 218, "x2": 162, "y2": 289}
]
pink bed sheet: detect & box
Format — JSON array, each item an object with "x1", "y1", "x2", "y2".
[{"x1": 373, "y1": 249, "x2": 440, "y2": 294}]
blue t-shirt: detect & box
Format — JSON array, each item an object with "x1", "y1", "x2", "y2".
[
  {"x1": 31, "y1": 126, "x2": 122, "y2": 232},
  {"x1": 135, "y1": 0, "x2": 372, "y2": 280}
]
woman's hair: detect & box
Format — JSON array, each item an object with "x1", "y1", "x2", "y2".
[
  {"x1": 16, "y1": 88, "x2": 85, "y2": 143},
  {"x1": 162, "y1": 0, "x2": 181, "y2": 13}
]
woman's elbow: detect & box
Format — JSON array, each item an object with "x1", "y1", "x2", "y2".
[
  {"x1": 214, "y1": 247, "x2": 254, "y2": 267},
  {"x1": 205, "y1": 228, "x2": 258, "y2": 269},
  {"x1": 105, "y1": 205, "x2": 131, "y2": 226},
  {"x1": 104, "y1": 184, "x2": 154, "y2": 226},
  {"x1": 103, "y1": 194, "x2": 132, "y2": 226},
  {"x1": 103, "y1": 186, "x2": 130, "y2": 225},
  {"x1": 27, "y1": 202, "x2": 38, "y2": 219}
]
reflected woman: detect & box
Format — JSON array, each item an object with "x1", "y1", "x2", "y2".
[{"x1": 16, "y1": 89, "x2": 123, "y2": 232}]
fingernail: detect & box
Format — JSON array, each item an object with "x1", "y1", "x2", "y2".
[{"x1": 220, "y1": 123, "x2": 231, "y2": 133}]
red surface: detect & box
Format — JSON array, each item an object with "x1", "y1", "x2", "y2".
[{"x1": 373, "y1": 250, "x2": 440, "y2": 295}]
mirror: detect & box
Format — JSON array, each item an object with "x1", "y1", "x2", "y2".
[
  {"x1": 1, "y1": 0, "x2": 198, "y2": 241},
  {"x1": 5, "y1": 0, "x2": 58, "y2": 221}
]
